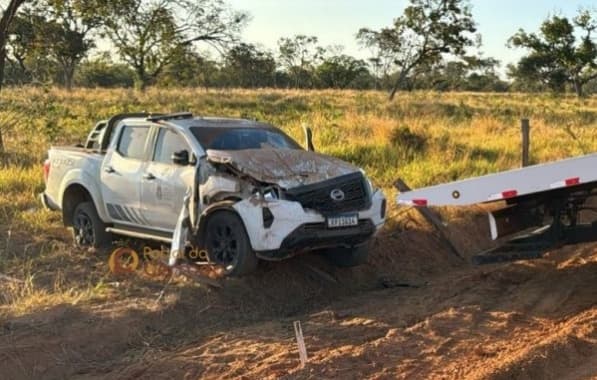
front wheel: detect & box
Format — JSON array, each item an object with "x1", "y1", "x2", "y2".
[
  {"x1": 204, "y1": 211, "x2": 257, "y2": 276},
  {"x1": 325, "y1": 243, "x2": 370, "y2": 267},
  {"x1": 72, "y1": 202, "x2": 112, "y2": 248}
]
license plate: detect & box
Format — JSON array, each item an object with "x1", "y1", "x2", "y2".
[{"x1": 326, "y1": 214, "x2": 358, "y2": 228}]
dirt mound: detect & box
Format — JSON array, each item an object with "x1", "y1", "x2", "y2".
[{"x1": 2, "y1": 206, "x2": 596, "y2": 379}]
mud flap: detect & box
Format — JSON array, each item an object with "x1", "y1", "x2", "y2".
[{"x1": 169, "y1": 194, "x2": 190, "y2": 266}]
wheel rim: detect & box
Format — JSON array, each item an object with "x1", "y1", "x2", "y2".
[
  {"x1": 208, "y1": 222, "x2": 239, "y2": 267},
  {"x1": 73, "y1": 211, "x2": 94, "y2": 246}
]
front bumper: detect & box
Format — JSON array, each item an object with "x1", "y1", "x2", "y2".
[
  {"x1": 257, "y1": 220, "x2": 376, "y2": 260},
  {"x1": 232, "y1": 189, "x2": 385, "y2": 259}
]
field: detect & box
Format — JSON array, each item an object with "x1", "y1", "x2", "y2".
[{"x1": 0, "y1": 87, "x2": 597, "y2": 379}]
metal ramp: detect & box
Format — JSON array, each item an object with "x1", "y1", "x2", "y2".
[
  {"x1": 472, "y1": 214, "x2": 597, "y2": 265},
  {"x1": 472, "y1": 226, "x2": 554, "y2": 265}
]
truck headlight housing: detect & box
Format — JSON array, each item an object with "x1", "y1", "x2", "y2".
[
  {"x1": 263, "y1": 188, "x2": 278, "y2": 201},
  {"x1": 259, "y1": 187, "x2": 280, "y2": 202}
]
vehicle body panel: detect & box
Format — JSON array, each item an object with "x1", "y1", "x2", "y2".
[
  {"x1": 233, "y1": 188, "x2": 385, "y2": 253},
  {"x1": 141, "y1": 162, "x2": 195, "y2": 230},
  {"x1": 45, "y1": 148, "x2": 109, "y2": 221},
  {"x1": 100, "y1": 150, "x2": 146, "y2": 225},
  {"x1": 206, "y1": 148, "x2": 359, "y2": 188}
]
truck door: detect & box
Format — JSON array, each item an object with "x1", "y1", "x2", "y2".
[
  {"x1": 141, "y1": 127, "x2": 195, "y2": 231},
  {"x1": 100, "y1": 124, "x2": 151, "y2": 227}
]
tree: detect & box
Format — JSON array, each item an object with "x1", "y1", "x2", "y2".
[
  {"x1": 222, "y1": 43, "x2": 276, "y2": 87},
  {"x1": 357, "y1": 0, "x2": 477, "y2": 99},
  {"x1": 156, "y1": 45, "x2": 220, "y2": 88},
  {"x1": 6, "y1": 1, "x2": 99, "y2": 88},
  {"x1": 5, "y1": 11, "x2": 36, "y2": 83},
  {"x1": 508, "y1": 10, "x2": 597, "y2": 97},
  {"x1": 99, "y1": 0, "x2": 247, "y2": 90},
  {"x1": 364, "y1": 46, "x2": 395, "y2": 90},
  {"x1": 0, "y1": 0, "x2": 27, "y2": 91},
  {"x1": 41, "y1": 0, "x2": 101, "y2": 89},
  {"x1": 277, "y1": 35, "x2": 324, "y2": 88},
  {"x1": 416, "y1": 55, "x2": 506, "y2": 91},
  {"x1": 315, "y1": 54, "x2": 370, "y2": 88},
  {"x1": 75, "y1": 53, "x2": 135, "y2": 87}
]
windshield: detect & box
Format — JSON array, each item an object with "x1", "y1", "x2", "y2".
[{"x1": 190, "y1": 126, "x2": 302, "y2": 151}]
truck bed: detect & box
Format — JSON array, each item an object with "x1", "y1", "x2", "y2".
[
  {"x1": 50, "y1": 145, "x2": 104, "y2": 154},
  {"x1": 397, "y1": 152, "x2": 597, "y2": 206},
  {"x1": 44, "y1": 146, "x2": 105, "y2": 209}
]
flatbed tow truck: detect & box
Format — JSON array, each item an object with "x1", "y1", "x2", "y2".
[{"x1": 397, "y1": 153, "x2": 597, "y2": 264}]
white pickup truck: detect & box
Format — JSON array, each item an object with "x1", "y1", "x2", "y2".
[{"x1": 42, "y1": 113, "x2": 386, "y2": 275}]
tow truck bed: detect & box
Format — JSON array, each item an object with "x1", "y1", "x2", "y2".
[
  {"x1": 397, "y1": 152, "x2": 597, "y2": 206},
  {"x1": 396, "y1": 152, "x2": 597, "y2": 264}
]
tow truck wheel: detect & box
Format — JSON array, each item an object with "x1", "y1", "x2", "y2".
[
  {"x1": 325, "y1": 243, "x2": 370, "y2": 267},
  {"x1": 205, "y1": 211, "x2": 257, "y2": 276},
  {"x1": 72, "y1": 202, "x2": 111, "y2": 248}
]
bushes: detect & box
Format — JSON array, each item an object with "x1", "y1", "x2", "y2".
[
  {"x1": 389, "y1": 126, "x2": 427, "y2": 153},
  {"x1": 75, "y1": 58, "x2": 135, "y2": 88}
]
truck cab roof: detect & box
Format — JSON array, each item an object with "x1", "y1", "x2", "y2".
[{"x1": 90, "y1": 112, "x2": 276, "y2": 153}]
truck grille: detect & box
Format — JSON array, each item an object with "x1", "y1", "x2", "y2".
[{"x1": 285, "y1": 172, "x2": 370, "y2": 215}]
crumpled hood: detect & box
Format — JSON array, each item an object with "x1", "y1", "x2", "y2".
[{"x1": 206, "y1": 148, "x2": 360, "y2": 189}]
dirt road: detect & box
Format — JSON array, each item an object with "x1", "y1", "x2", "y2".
[{"x1": 1, "y1": 208, "x2": 596, "y2": 379}]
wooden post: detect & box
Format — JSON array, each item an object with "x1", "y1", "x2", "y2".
[
  {"x1": 302, "y1": 123, "x2": 315, "y2": 152},
  {"x1": 395, "y1": 178, "x2": 464, "y2": 261},
  {"x1": 521, "y1": 119, "x2": 530, "y2": 167}
]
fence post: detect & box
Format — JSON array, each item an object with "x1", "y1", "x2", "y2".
[
  {"x1": 395, "y1": 178, "x2": 464, "y2": 261},
  {"x1": 521, "y1": 119, "x2": 530, "y2": 167}
]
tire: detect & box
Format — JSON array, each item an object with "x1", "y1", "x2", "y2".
[
  {"x1": 325, "y1": 243, "x2": 370, "y2": 268},
  {"x1": 72, "y1": 202, "x2": 112, "y2": 248},
  {"x1": 204, "y1": 211, "x2": 258, "y2": 276}
]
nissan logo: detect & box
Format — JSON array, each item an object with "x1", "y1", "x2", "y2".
[{"x1": 330, "y1": 188, "x2": 345, "y2": 202}]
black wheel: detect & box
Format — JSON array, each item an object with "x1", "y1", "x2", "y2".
[
  {"x1": 205, "y1": 211, "x2": 257, "y2": 276},
  {"x1": 325, "y1": 243, "x2": 370, "y2": 268},
  {"x1": 72, "y1": 202, "x2": 112, "y2": 248}
]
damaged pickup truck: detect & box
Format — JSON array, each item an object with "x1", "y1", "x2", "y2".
[{"x1": 42, "y1": 112, "x2": 386, "y2": 275}]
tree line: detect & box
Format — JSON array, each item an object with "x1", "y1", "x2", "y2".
[{"x1": 0, "y1": 0, "x2": 595, "y2": 97}]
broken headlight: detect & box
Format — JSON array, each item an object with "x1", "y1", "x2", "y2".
[{"x1": 261, "y1": 187, "x2": 279, "y2": 201}]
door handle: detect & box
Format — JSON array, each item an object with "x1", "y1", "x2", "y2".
[
  {"x1": 143, "y1": 172, "x2": 156, "y2": 180},
  {"x1": 104, "y1": 166, "x2": 115, "y2": 174}
]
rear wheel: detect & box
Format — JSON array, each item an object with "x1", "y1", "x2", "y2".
[
  {"x1": 325, "y1": 243, "x2": 370, "y2": 267},
  {"x1": 205, "y1": 211, "x2": 257, "y2": 276},
  {"x1": 72, "y1": 202, "x2": 111, "y2": 248}
]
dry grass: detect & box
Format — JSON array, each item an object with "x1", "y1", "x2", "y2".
[{"x1": 0, "y1": 87, "x2": 596, "y2": 316}]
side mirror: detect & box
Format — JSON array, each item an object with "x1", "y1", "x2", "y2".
[
  {"x1": 302, "y1": 123, "x2": 315, "y2": 152},
  {"x1": 172, "y1": 150, "x2": 190, "y2": 165}
]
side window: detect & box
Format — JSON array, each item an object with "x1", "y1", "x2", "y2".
[
  {"x1": 153, "y1": 128, "x2": 189, "y2": 164},
  {"x1": 117, "y1": 125, "x2": 150, "y2": 160}
]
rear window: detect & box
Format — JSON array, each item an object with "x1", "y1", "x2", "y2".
[
  {"x1": 117, "y1": 125, "x2": 149, "y2": 159},
  {"x1": 190, "y1": 127, "x2": 301, "y2": 151}
]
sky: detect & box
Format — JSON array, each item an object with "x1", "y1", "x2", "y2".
[{"x1": 227, "y1": 0, "x2": 593, "y2": 72}]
